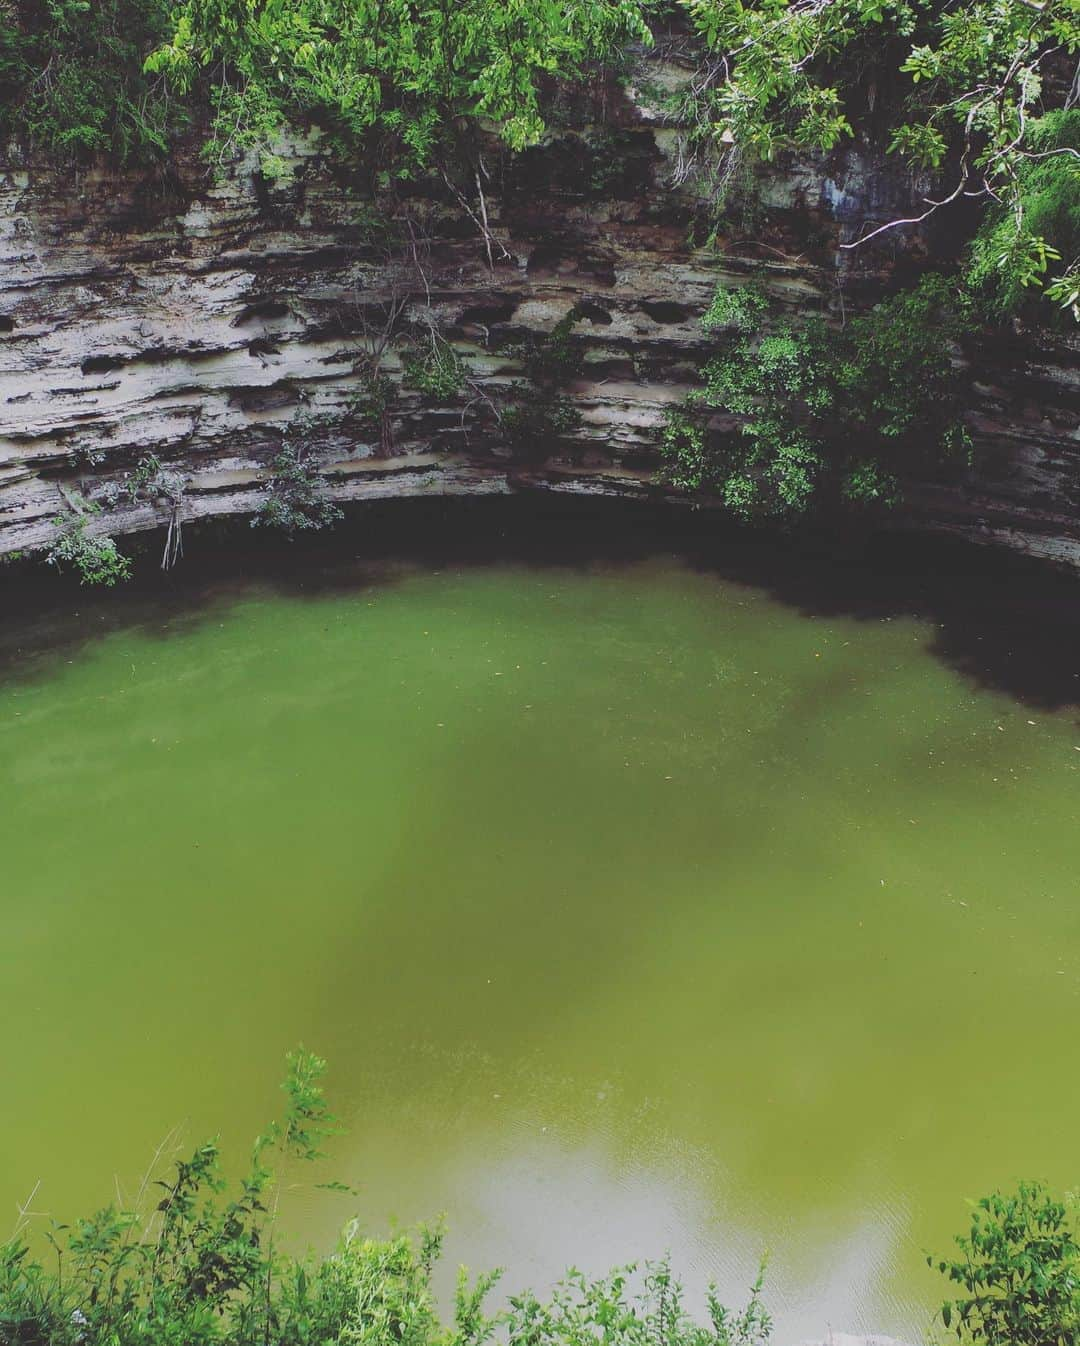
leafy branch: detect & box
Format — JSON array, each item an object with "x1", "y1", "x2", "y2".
[{"x1": 678, "y1": 0, "x2": 1080, "y2": 316}]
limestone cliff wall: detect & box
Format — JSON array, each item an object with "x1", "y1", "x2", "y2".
[{"x1": 1, "y1": 59, "x2": 1078, "y2": 568}]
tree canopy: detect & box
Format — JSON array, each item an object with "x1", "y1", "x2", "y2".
[
  {"x1": 144, "y1": 0, "x2": 654, "y2": 174},
  {"x1": 677, "y1": 0, "x2": 1080, "y2": 317},
  {"x1": 1, "y1": 0, "x2": 1077, "y2": 316},
  {"x1": 0, "y1": 0, "x2": 177, "y2": 160}
]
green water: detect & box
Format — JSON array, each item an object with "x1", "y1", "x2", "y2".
[{"x1": 2, "y1": 550, "x2": 1079, "y2": 1341}]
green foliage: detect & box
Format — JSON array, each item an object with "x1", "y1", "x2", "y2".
[
  {"x1": 349, "y1": 371, "x2": 397, "y2": 424},
  {"x1": 661, "y1": 276, "x2": 971, "y2": 521},
  {"x1": 100, "y1": 453, "x2": 187, "y2": 509},
  {"x1": 514, "y1": 313, "x2": 582, "y2": 386},
  {"x1": 841, "y1": 459, "x2": 901, "y2": 509},
  {"x1": 147, "y1": 0, "x2": 653, "y2": 176},
  {"x1": 350, "y1": 371, "x2": 395, "y2": 422},
  {"x1": 968, "y1": 111, "x2": 1080, "y2": 322},
  {"x1": 125, "y1": 452, "x2": 167, "y2": 502},
  {"x1": 95, "y1": 453, "x2": 189, "y2": 569},
  {"x1": 402, "y1": 340, "x2": 467, "y2": 402},
  {"x1": 9, "y1": 0, "x2": 654, "y2": 173},
  {"x1": 701, "y1": 284, "x2": 769, "y2": 335},
  {"x1": 502, "y1": 313, "x2": 583, "y2": 455},
  {"x1": 660, "y1": 406, "x2": 710, "y2": 492},
  {"x1": 0, "y1": 0, "x2": 180, "y2": 161},
  {"x1": 45, "y1": 509, "x2": 133, "y2": 585},
  {"x1": 933, "y1": 1182, "x2": 1080, "y2": 1345},
  {"x1": 0, "y1": 1049, "x2": 337, "y2": 1346},
  {"x1": 0, "y1": 1048, "x2": 774, "y2": 1346},
  {"x1": 676, "y1": 0, "x2": 878, "y2": 164},
  {"x1": 506, "y1": 1259, "x2": 771, "y2": 1346},
  {"x1": 680, "y1": 0, "x2": 1080, "y2": 318},
  {"x1": 501, "y1": 391, "x2": 583, "y2": 455},
  {"x1": 254, "y1": 424, "x2": 343, "y2": 537},
  {"x1": 268, "y1": 1045, "x2": 340, "y2": 1161},
  {"x1": 347, "y1": 370, "x2": 398, "y2": 456}
]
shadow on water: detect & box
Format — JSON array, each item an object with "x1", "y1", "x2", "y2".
[{"x1": 1, "y1": 496, "x2": 1078, "y2": 711}]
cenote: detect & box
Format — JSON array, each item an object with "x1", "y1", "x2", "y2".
[{"x1": 2, "y1": 505, "x2": 1079, "y2": 1343}]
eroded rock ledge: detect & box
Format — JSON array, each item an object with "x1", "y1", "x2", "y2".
[{"x1": 1, "y1": 62, "x2": 1078, "y2": 569}]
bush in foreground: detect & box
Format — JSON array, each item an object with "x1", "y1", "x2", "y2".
[
  {"x1": 935, "y1": 1182, "x2": 1080, "y2": 1345},
  {"x1": 0, "y1": 1052, "x2": 770, "y2": 1346},
  {"x1": 0, "y1": 1052, "x2": 1074, "y2": 1345}
]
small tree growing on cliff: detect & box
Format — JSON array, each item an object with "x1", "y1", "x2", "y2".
[
  {"x1": 45, "y1": 506, "x2": 132, "y2": 586},
  {"x1": 660, "y1": 276, "x2": 973, "y2": 522},
  {"x1": 254, "y1": 418, "x2": 343, "y2": 537},
  {"x1": 500, "y1": 312, "x2": 584, "y2": 458},
  {"x1": 100, "y1": 452, "x2": 189, "y2": 570}
]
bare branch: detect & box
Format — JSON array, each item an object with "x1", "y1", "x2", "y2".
[{"x1": 840, "y1": 173, "x2": 970, "y2": 248}]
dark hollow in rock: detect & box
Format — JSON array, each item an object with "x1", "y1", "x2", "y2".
[
  {"x1": 232, "y1": 299, "x2": 291, "y2": 327},
  {"x1": 580, "y1": 356, "x2": 635, "y2": 380},
  {"x1": 81, "y1": 354, "x2": 125, "y2": 375},
  {"x1": 526, "y1": 245, "x2": 617, "y2": 287},
  {"x1": 458, "y1": 299, "x2": 520, "y2": 327},
  {"x1": 574, "y1": 301, "x2": 614, "y2": 326},
  {"x1": 640, "y1": 300, "x2": 694, "y2": 325},
  {"x1": 507, "y1": 130, "x2": 660, "y2": 203},
  {"x1": 228, "y1": 383, "x2": 302, "y2": 413},
  {"x1": 0, "y1": 315, "x2": 15, "y2": 332}
]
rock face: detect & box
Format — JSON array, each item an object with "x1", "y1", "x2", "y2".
[{"x1": 0, "y1": 58, "x2": 1078, "y2": 568}]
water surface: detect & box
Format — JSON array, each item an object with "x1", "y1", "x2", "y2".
[{"x1": 2, "y1": 539, "x2": 1079, "y2": 1341}]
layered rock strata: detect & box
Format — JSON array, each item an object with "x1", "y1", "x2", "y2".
[{"x1": 1, "y1": 61, "x2": 1077, "y2": 567}]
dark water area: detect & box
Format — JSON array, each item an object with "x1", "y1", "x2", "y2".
[{"x1": 3, "y1": 499, "x2": 1080, "y2": 712}]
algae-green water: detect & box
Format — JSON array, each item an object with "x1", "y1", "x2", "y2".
[{"x1": 2, "y1": 540, "x2": 1079, "y2": 1341}]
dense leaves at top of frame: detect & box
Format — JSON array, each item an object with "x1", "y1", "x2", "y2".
[
  {"x1": 146, "y1": 0, "x2": 654, "y2": 174},
  {"x1": 0, "y1": 0, "x2": 1076, "y2": 314},
  {"x1": 675, "y1": 0, "x2": 1080, "y2": 316},
  {"x1": 0, "y1": 0, "x2": 653, "y2": 169}
]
